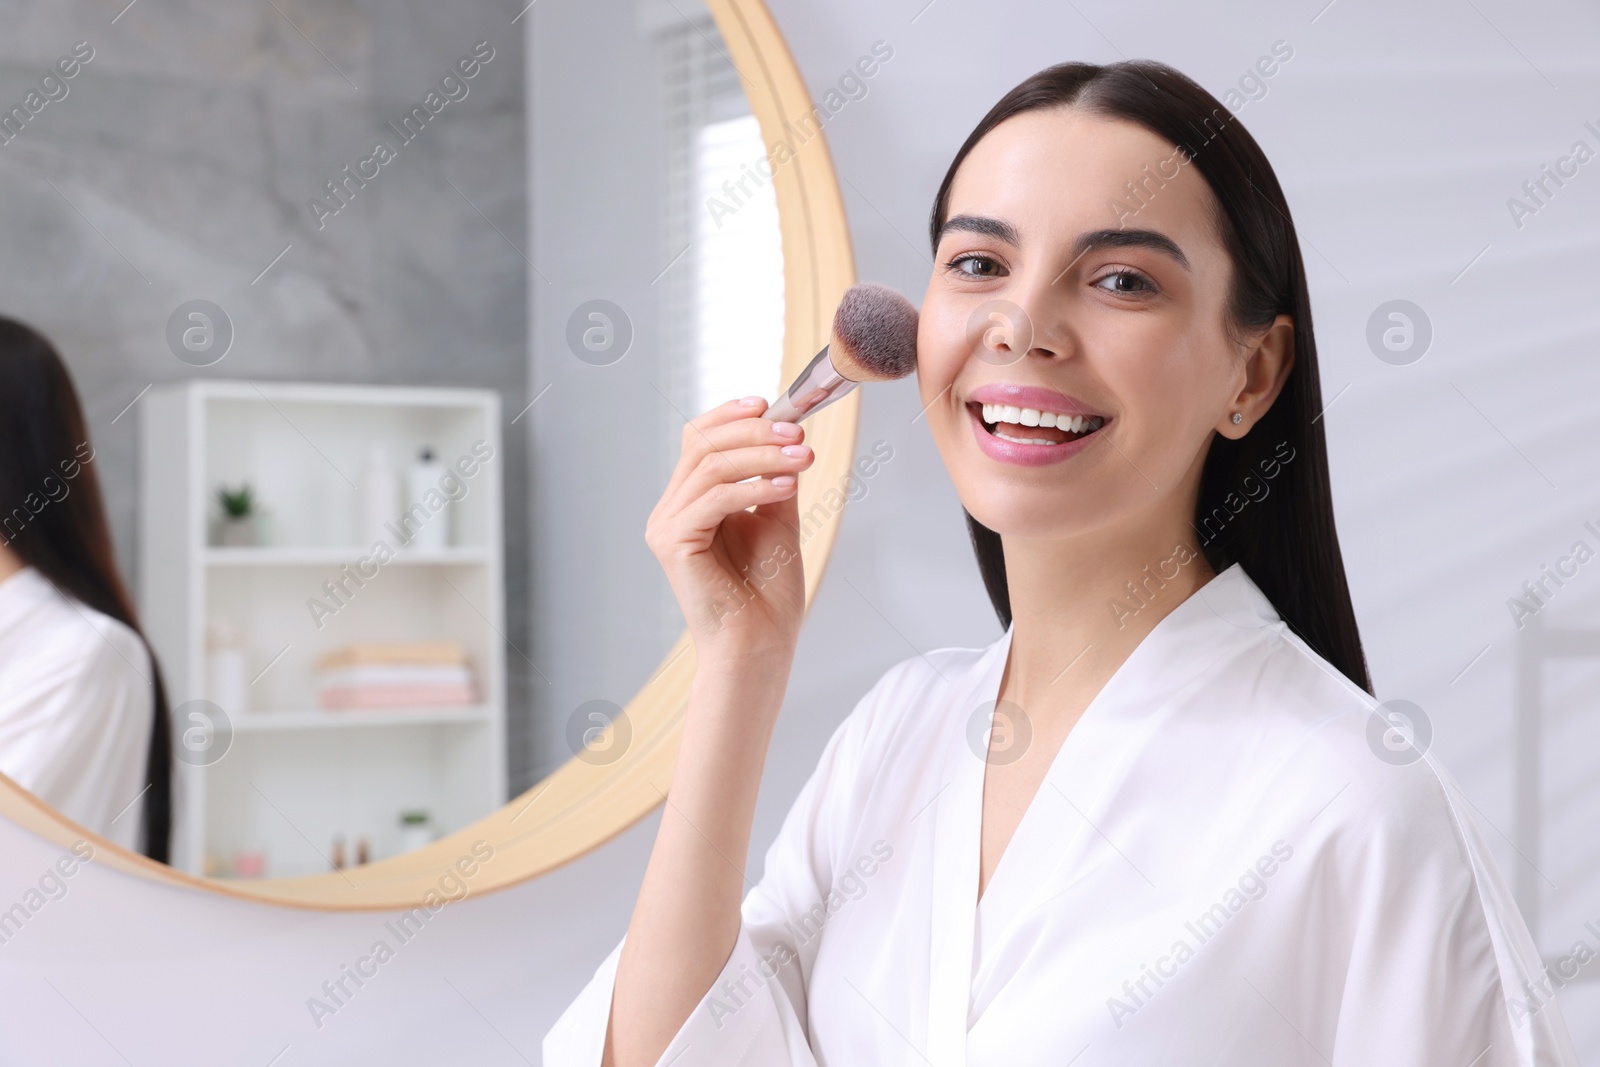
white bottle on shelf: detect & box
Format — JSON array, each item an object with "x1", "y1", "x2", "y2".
[
  {"x1": 405, "y1": 445, "x2": 449, "y2": 551},
  {"x1": 358, "y1": 444, "x2": 400, "y2": 548},
  {"x1": 205, "y1": 620, "x2": 249, "y2": 715}
]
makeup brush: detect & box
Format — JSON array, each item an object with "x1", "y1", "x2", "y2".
[{"x1": 764, "y1": 282, "x2": 919, "y2": 424}]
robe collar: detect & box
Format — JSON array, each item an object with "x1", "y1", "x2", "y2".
[{"x1": 923, "y1": 562, "x2": 1282, "y2": 1062}]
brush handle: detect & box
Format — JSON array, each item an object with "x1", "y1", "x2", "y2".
[{"x1": 765, "y1": 344, "x2": 859, "y2": 424}]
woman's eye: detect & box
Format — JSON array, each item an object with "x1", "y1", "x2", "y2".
[
  {"x1": 1094, "y1": 269, "x2": 1154, "y2": 295},
  {"x1": 947, "y1": 253, "x2": 1005, "y2": 278}
]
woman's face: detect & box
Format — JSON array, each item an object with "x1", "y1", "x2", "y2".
[{"x1": 919, "y1": 106, "x2": 1280, "y2": 546}]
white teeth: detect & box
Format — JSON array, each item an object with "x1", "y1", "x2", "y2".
[{"x1": 979, "y1": 403, "x2": 1102, "y2": 437}]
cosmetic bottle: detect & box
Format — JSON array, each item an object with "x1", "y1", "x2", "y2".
[
  {"x1": 405, "y1": 445, "x2": 449, "y2": 550},
  {"x1": 206, "y1": 620, "x2": 249, "y2": 715},
  {"x1": 359, "y1": 444, "x2": 400, "y2": 546}
]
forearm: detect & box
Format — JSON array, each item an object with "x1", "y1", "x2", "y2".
[{"x1": 604, "y1": 650, "x2": 794, "y2": 1067}]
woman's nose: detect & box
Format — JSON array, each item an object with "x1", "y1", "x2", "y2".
[{"x1": 967, "y1": 295, "x2": 1061, "y2": 366}]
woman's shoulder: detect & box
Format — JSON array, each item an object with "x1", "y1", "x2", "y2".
[
  {"x1": 871, "y1": 639, "x2": 994, "y2": 698},
  {"x1": 0, "y1": 566, "x2": 150, "y2": 689},
  {"x1": 1237, "y1": 626, "x2": 1490, "y2": 870},
  {"x1": 853, "y1": 635, "x2": 996, "y2": 721},
  {"x1": 817, "y1": 635, "x2": 1000, "y2": 785}
]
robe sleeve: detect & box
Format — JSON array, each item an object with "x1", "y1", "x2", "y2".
[
  {"x1": 543, "y1": 659, "x2": 905, "y2": 1067},
  {"x1": 1326, "y1": 757, "x2": 1579, "y2": 1066}
]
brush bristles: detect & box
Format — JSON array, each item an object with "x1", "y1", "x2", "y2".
[{"x1": 831, "y1": 282, "x2": 918, "y2": 382}]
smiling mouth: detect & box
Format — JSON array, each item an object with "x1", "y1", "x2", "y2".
[{"x1": 968, "y1": 401, "x2": 1106, "y2": 446}]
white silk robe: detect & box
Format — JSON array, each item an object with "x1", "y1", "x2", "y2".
[
  {"x1": 544, "y1": 563, "x2": 1577, "y2": 1066},
  {"x1": 0, "y1": 566, "x2": 152, "y2": 851}
]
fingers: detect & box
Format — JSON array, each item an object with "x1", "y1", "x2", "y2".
[
  {"x1": 646, "y1": 395, "x2": 813, "y2": 560},
  {"x1": 668, "y1": 396, "x2": 764, "y2": 483},
  {"x1": 664, "y1": 441, "x2": 812, "y2": 518},
  {"x1": 671, "y1": 474, "x2": 800, "y2": 544},
  {"x1": 668, "y1": 396, "x2": 802, "y2": 486},
  {"x1": 646, "y1": 467, "x2": 798, "y2": 561}
]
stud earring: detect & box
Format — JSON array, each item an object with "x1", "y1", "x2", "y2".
[{"x1": 1231, "y1": 412, "x2": 1243, "y2": 425}]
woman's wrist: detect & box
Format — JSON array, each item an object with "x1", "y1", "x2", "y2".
[
  {"x1": 682, "y1": 643, "x2": 794, "y2": 743},
  {"x1": 691, "y1": 630, "x2": 799, "y2": 681}
]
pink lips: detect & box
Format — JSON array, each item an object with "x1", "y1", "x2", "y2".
[
  {"x1": 964, "y1": 382, "x2": 1108, "y2": 468},
  {"x1": 967, "y1": 382, "x2": 1101, "y2": 418}
]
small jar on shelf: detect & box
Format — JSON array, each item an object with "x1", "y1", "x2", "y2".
[{"x1": 398, "y1": 809, "x2": 434, "y2": 854}]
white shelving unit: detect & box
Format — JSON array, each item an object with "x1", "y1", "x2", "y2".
[{"x1": 138, "y1": 381, "x2": 507, "y2": 878}]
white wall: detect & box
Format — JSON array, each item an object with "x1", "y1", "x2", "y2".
[{"x1": 1, "y1": 0, "x2": 1597, "y2": 1062}]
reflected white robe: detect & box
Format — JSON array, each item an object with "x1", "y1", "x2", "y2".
[
  {"x1": 544, "y1": 563, "x2": 1577, "y2": 1066},
  {"x1": 0, "y1": 566, "x2": 152, "y2": 851}
]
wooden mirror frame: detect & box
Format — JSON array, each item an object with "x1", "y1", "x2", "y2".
[{"x1": 0, "y1": 0, "x2": 858, "y2": 910}]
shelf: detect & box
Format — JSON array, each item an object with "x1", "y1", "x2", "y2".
[
  {"x1": 206, "y1": 546, "x2": 488, "y2": 567},
  {"x1": 141, "y1": 380, "x2": 507, "y2": 876},
  {"x1": 232, "y1": 706, "x2": 492, "y2": 732}
]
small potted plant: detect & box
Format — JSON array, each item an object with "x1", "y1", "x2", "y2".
[
  {"x1": 398, "y1": 809, "x2": 434, "y2": 853},
  {"x1": 216, "y1": 483, "x2": 258, "y2": 547}
]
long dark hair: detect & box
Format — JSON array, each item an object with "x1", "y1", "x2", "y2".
[
  {"x1": 929, "y1": 59, "x2": 1371, "y2": 693},
  {"x1": 0, "y1": 318, "x2": 172, "y2": 860}
]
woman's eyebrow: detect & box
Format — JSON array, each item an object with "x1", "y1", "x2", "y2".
[
  {"x1": 1070, "y1": 227, "x2": 1191, "y2": 271},
  {"x1": 938, "y1": 213, "x2": 1020, "y2": 246},
  {"x1": 939, "y1": 214, "x2": 1191, "y2": 273}
]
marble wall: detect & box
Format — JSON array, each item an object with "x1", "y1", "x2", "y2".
[{"x1": 0, "y1": 0, "x2": 533, "y2": 787}]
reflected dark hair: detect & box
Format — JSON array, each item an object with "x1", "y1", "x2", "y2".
[
  {"x1": 0, "y1": 318, "x2": 172, "y2": 860},
  {"x1": 929, "y1": 59, "x2": 1371, "y2": 693}
]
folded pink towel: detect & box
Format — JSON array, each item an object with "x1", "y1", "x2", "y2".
[
  {"x1": 317, "y1": 664, "x2": 474, "y2": 687},
  {"x1": 317, "y1": 684, "x2": 478, "y2": 710}
]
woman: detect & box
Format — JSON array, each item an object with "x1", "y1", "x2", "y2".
[
  {"x1": 0, "y1": 317, "x2": 172, "y2": 861},
  {"x1": 546, "y1": 61, "x2": 1575, "y2": 1064}
]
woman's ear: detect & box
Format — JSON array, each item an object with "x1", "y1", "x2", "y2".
[{"x1": 1218, "y1": 314, "x2": 1294, "y2": 438}]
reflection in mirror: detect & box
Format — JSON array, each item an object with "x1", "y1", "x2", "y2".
[
  {"x1": 527, "y1": 0, "x2": 785, "y2": 806},
  {"x1": 143, "y1": 382, "x2": 506, "y2": 879},
  {"x1": 643, "y1": 2, "x2": 787, "y2": 675},
  {"x1": 647, "y1": 0, "x2": 786, "y2": 675},
  {"x1": 0, "y1": 320, "x2": 167, "y2": 860},
  {"x1": 0, "y1": 0, "x2": 785, "y2": 880}
]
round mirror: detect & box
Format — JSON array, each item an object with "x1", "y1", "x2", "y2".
[{"x1": 0, "y1": 0, "x2": 857, "y2": 908}]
